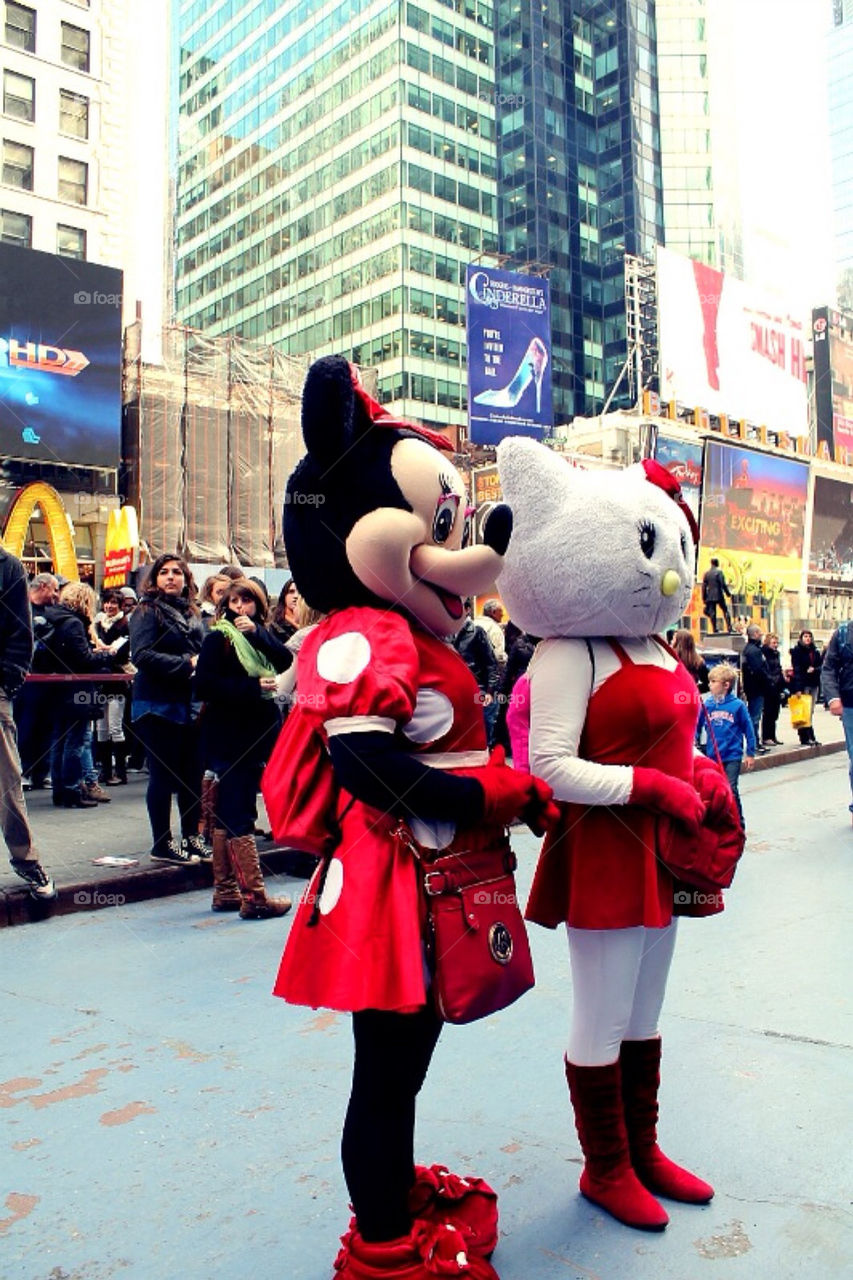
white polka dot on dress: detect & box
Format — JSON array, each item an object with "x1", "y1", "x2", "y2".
[
  {"x1": 402, "y1": 687, "x2": 454, "y2": 743},
  {"x1": 318, "y1": 857, "x2": 344, "y2": 915},
  {"x1": 316, "y1": 632, "x2": 372, "y2": 684}
]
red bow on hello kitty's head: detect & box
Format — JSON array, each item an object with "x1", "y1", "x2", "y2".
[{"x1": 641, "y1": 459, "x2": 699, "y2": 546}]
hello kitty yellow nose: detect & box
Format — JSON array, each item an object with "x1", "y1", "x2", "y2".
[{"x1": 660, "y1": 569, "x2": 681, "y2": 597}]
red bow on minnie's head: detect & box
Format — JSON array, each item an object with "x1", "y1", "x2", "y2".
[
  {"x1": 641, "y1": 458, "x2": 699, "y2": 546},
  {"x1": 349, "y1": 364, "x2": 453, "y2": 453}
]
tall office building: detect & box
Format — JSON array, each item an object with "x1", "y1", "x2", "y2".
[
  {"x1": 175, "y1": 0, "x2": 500, "y2": 434},
  {"x1": 655, "y1": 0, "x2": 742, "y2": 278},
  {"x1": 0, "y1": 0, "x2": 169, "y2": 347},
  {"x1": 829, "y1": 0, "x2": 853, "y2": 282}
]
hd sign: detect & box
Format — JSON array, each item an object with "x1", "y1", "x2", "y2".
[{"x1": 0, "y1": 244, "x2": 122, "y2": 468}]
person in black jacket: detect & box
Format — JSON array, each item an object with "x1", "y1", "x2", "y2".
[
  {"x1": 129, "y1": 553, "x2": 207, "y2": 863},
  {"x1": 789, "y1": 629, "x2": 822, "y2": 746},
  {"x1": 701, "y1": 558, "x2": 733, "y2": 633},
  {"x1": 43, "y1": 582, "x2": 117, "y2": 808},
  {"x1": 195, "y1": 578, "x2": 293, "y2": 918},
  {"x1": 0, "y1": 548, "x2": 56, "y2": 898},
  {"x1": 760, "y1": 632, "x2": 788, "y2": 746},
  {"x1": 821, "y1": 621, "x2": 853, "y2": 818},
  {"x1": 452, "y1": 610, "x2": 500, "y2": 745},
  {"x1": 740, "y1": 624, "x2": 772, "y2": 754}
]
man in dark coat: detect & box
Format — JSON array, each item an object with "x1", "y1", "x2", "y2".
[
  {"x1": 822, "y1": 621, "x2": 853, "y2": 820},
  {"x1": 740, "y1": 624, "x2": 772, "y2": 754},
  {"x1": 701, "y1": 558, "x2": 732, "y2": 632},
  {"x1": 453, "y1": 612, "x2": 500, "y2": 745},
  {"x1": 0, "y1": 549, "x2": 56, "y2": 899}
]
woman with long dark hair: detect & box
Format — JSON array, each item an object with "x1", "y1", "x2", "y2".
[
  {"x1": 129, "y1": 553, "x2": 207, "y2": 863},
  {"x1": 671, "y1": 628, "x2": 709, "y2": 694},
  {"x1": 195, "y1": 578, "x2": 293, "y2": 917},
  {"x1": 789, "y1": 629, "x2": 822, "y2": 746}
]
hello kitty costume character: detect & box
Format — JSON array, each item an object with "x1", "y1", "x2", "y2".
[
  {"x1": 497, "y1": 438, "x2": 731, "y2": 1232},
  {"x1": 265, "y1": 358, "x2": 556, "y2": 1279}
]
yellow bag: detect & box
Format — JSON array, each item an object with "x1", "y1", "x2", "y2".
[{"x1": 789, "y1": 692, "x2": 813, "y2": 729}]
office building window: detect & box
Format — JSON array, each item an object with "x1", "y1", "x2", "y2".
[
  {"x1": 58, "y1": 155, "x2": 87, "y2": 204},
  {"x1": 57, "y1": 223, "x2": 86, "y2": 259},
  {"x1": 0, "y1": 207, "x2": 31, "y2": 245},
  {"x1": 3, "y1": 69, "x2": 34, "y2": 121},
  {"x1": 5, "y1": 2, "x2": 36, "y2": 51},
  {"x1": 59, "y1": 89, "x2": 88, "y2": 138},
  {"x1": 61, "y1": 21, "x2": 90, "y2": 71},
  {"x1": 2, "y1": 138, "x2": 32, "y2": 189}
]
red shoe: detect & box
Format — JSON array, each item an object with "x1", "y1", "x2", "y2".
[
  {"x1": 409, "y1": 1164, "x2": 498, "y2": 1258},
  {"x1": 564, "y1": 1059, "x2": 669, "y2": 1231},
  {"x1": 333, "y1": 1218, "x2": 500, "y2": 1278},
  {"x1": 619, "y1": 1039, "x2": 714, "y2": 1204}
]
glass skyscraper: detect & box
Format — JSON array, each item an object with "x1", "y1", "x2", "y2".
[{"x1": 174, "y1": 0, "x2": 666, "y2": 427}]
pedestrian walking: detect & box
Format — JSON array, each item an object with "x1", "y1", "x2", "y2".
[
  {"x1": 453, "y1": 608, "x2": 500, "y2": 745},
  {"x1": 701, "y1": 557, "x2": 733, "y2": 633},
  {"x1": 128, "y1": 553, "x2": 207, "y2": 864},
  {"x1": 14, "y1": 571, "x2": 59, "y2": 789},
  {"x1": 42, "y1": 583, "x2": 118, "y2": 809},
  {"x1": 0, "y1": 547, "x2": 56, "y2": 900},
  {"x1": 194, "y1": 578, "x2": 293, "y2": 918},
  {"x1": 671, "y1": 628, "x2": 709, "y2": 693},
  {"x1": 740, "y1": 624, "x2": 772, "y2": 753},
  {"x1": 93, "y1": 589, "x2": 130, "y2": 785},
  {"x1": 702, "y1": 663, "x2": 755, "y2": 827},
  {"x1": 789, "y1": 630, "x2": 822, "y2": 745},
  {"x1": 820, "y1": 621, "x2": 853, "y2": 822},
  {"x1": 476, "y1": 598, "x2": 507, "y2": 665},
  {"x1": 269, "y1": 577, "x2": 300, "y2": 643}
]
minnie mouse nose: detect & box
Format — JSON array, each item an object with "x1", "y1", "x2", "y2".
[{"x1": 661, "y1": 569, "x2": 681, "y2": 597}]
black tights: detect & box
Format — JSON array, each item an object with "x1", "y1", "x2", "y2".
[{"x1": 342, "y1": 1005, "x2": 442, "y2": 1243}]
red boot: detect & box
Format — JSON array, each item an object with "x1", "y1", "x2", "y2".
[
  {"x1": 333, "y1": 1217, "x2": 500, "y2": 1278},
  {"x1": 619, "y1": 1038, "x2": 714, "y2": 1204},
  {"x1": 409, "y1": 1164, "x2": 498, "y2": 1258},
  {"x1": 564, "y1": 1059, "x2": 669, "y2": 1231}
]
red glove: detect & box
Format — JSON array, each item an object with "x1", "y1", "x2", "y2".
[
  {"x1": 458, "y1": 747, "x2": 560, "y2": 836},
  {"x1": 693, "y1": 754, "x2": 734, "y2": 822},
  {"x1": 630, "y1": 766, "x2": 705, "y2": 832}
]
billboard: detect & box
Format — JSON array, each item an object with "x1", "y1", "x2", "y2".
[
  {"x1": 466, "y1": 266, "x2": 552, "y2": 446},
  {"x1": 652, "y1": 433, "x2": 704, "y2": 529},
  {"x1": 812, "y1": 307, "x2": 853, "y2": 455},
  {"x1": 808, "y1": 474, "x2": 853, "y2": 588},
  {"x1": 657, "y1": 246, "x2": 808, "y2": 437},
  {"x1": 698, "y1": 440, "x2": 808, "y2": 592},
  {"x1": 0, "y1": 245, "x2": 122, "y2": 468}
]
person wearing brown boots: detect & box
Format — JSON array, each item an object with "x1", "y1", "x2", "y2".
[{"x1": 194, "y1": 578, "x2": 293, "y2": 919}]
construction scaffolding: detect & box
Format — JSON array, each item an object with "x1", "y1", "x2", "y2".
[{"x1": 122, "y1": 325, "x2": 308, "y2": 565}]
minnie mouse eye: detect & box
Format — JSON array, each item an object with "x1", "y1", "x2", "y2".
[
  {"x1": 638, "y1": 519, "x2": 656, "y2": 559},
  {"x1": 433, "y1": 493, "x2": 460, "y2": 544}
]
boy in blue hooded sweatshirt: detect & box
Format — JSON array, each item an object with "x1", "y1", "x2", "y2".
[{"x1": 702, "y1": 662, "x2": 755, "y2": 826}]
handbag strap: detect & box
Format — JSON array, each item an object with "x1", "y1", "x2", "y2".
[{"x1": 699, "y1": 701, "x2": 725, "y2": 770}]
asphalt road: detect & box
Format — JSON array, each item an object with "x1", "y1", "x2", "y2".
[{"x1": 1, "y1": 750, "x2": 851, "y2": 1280}]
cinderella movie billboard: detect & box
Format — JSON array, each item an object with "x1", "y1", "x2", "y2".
[
  {"x1": 0, "y1": 245, "x2": 122, "y2": 468},
  {"x1": 466, "y1": 266, "x2": 552, "y2": 446},
  {"x1": 698, "y1": 440, "x2": 808, "y2": 592}
]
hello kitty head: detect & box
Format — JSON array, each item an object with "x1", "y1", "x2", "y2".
[{"x1": 496, "y1": 437, "x2": 696, "y2": 639}]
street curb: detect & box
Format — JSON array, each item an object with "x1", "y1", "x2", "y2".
[
  {"x1": 1, "y1": 746, "x2": 844, "y2": 928},
  {"x1": 0, "y1": 846, "x2": 319, "y2": 929}
]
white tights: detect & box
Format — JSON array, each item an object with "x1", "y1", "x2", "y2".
[{"x1": 566, "y1": 922, "x2": 678, "y2": 1066}]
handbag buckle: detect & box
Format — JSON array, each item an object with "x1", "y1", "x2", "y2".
[{"x1": 423, "y1": 870, "x2": 447, "y2": 897}]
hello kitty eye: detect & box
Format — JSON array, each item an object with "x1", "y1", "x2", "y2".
[
  {"x1": 433, "y1": 493, "x2": 460, "y2": 544},
  {"x1": 638, "y1": 519, "x2": 656, "y2": 559},
  {"x1": 680, "y1": 531, "x2": 688, "y2": 558}
]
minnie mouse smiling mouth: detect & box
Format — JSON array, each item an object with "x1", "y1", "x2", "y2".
[{"x1": 419, "y1": 581, "x2": 464, "y2": 620}]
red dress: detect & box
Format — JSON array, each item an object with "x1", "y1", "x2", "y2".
[
  {"x1": 526, "y1": 639, "x2": 699, "y2": 930},
  {"x1": 271, "y1": 606, "x2": 500, "y2": 1013}
]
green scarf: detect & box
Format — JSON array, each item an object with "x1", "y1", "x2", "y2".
[{"x1": 213, "y1": 619, "x2": 277, "y2": 697}]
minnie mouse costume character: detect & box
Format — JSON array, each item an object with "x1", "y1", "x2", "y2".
[
  {"x1": 496, "y1": 438, "x2": 734, "y2": 1233},
  {"x1": 266, "y1": 357, "x2": 557, "y2": 1279}
]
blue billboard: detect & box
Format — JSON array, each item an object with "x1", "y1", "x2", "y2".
[
  {"x1": 0, "y1": 245, "x2": 122, "y2": 469},
  {"x1": 466, "y1": 266, "x2": 552, "y2": 446}
]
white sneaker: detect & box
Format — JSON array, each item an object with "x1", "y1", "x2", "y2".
[{"x1": 10, "y1": 859, "x2": 57, "y2": 900}]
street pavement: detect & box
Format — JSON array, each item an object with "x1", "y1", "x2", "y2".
[{"x1": 1, "y1": 726, "x2": 852, "y2": 1279}]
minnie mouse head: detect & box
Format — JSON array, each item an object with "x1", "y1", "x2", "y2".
[{"x1": 284, "y1": 356, "x2": 512, "y2": 637}]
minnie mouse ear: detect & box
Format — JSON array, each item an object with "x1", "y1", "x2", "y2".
[{"x1": 301, "y1": 356, "x2": 360, "y2": 470}]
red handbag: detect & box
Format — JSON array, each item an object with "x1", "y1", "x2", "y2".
[
  {"x1": 395, "y1": 824, "x2": 535, "y2": 1025},
  {"x1": 660, "y1": 708, "x2": 745, "y2": 894}
]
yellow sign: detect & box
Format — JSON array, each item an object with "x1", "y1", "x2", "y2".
[
  {"x1": 0, "y1": 482, "x2": 78, "y2": 580},
  {"x1": 103, "y1": 506, "x2": 139, "y2": 587}
]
